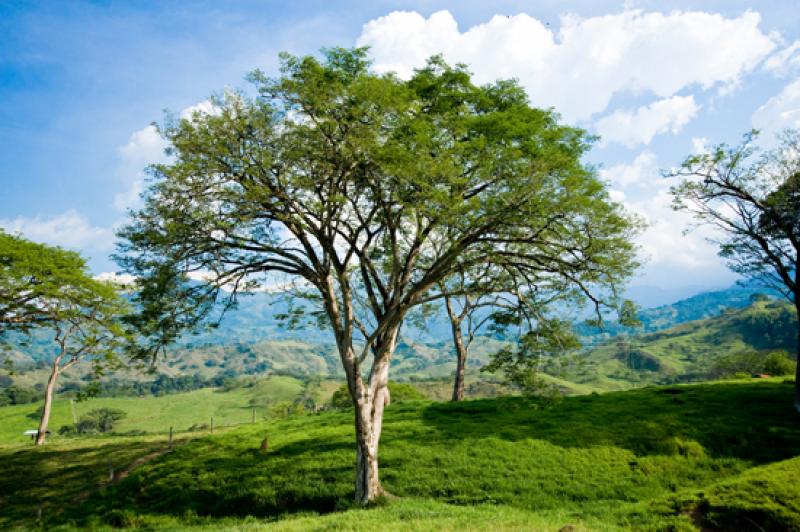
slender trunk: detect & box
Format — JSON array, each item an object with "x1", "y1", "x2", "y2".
[
  {"x1": 352, "y1": 326, "x2": 398, "y2": 504},
  {"x1": 794, "y1": 301, "x2": 800, "y2": 413},
  {"x1": 444, "y1": 294, "x2": 467, "y2": 401},
  {"x1": 451, "y1": 327, "x2": 467, "y2": 402},
  {"x1": 36, "y1": 365, "x2": 59, "y2": 445}
]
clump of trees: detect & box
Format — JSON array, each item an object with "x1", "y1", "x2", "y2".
[
  {"x1": 59, "y1": 407, "x2": 127, "y2": 436},
  {"x1": 116, "y1": 48, "x2": 639, "y2": 502},
  {"x1": 0, "y1": 231, "x2": 130, "y2": 444},
  {"x1": 708, "y1": 350, "x2": 795, "y2": 379},
  {"x1": 671, "y1": 129, "x2": 800, "y2": 410},
  {"x1": 329, "y1": 381, "x2": 426, "y2": 409}
]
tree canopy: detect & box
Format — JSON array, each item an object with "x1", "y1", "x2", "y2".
[
  {"x1": 671, "y1": 129, "x2": 800, "y2": 409},
  {"x1": 0, "y1": 231, "x2": 130, "y2": 443},
  {"x1": 117, "y1": 48, "x2": 639, "y2": 502}
]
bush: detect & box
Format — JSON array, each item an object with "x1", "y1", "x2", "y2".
[
  {"x1": 63, "y1": 408, "x2": 127, "y2": 435},
  {"x1": 762, "y1": 352, "x2": 795, "y2": 376},
  {"x1": 329, "y1": 382, "x2": 427, "y2": 409},
  {"x1": 709, "y1": 351, "x2": 795, "y2": 379},
  {"x1": 3, "y1": 385, "x2": 38, "y2": 405}
]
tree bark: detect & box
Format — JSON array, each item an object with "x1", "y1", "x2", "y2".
[
  {"x1": 352, "y1": 326, "x2": 398, "y2": 504},
  {"x1": 451, "y1": 326, "x2": 467, "y2": 402},
  {"x1": 35, "y1": 363, "x2": 60, "y2": 445},
  {"x1": 444, "y1": 294, "x2": 467, "y2": 402},
  {"x1": 794, "y1": 302, "x2": 800, "y2": 413}
]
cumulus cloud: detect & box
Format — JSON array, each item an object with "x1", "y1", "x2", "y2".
[
  {"x1": 691, "y1": 137, "x2": 709, "y2": 155},
  {"x1": 752, "y1": 78, "x2": 800, "y2": 141},
  {"x1": 0, "y1": 210, "x2": 115, "y2": 251},
  {"x1": 114, "y1": 100, "x2": 216, "y2": 212},
  {"x1": 594, "y1": 95, "x2": 699, "y2": 147},
  {"x1": 357, "y1": 9, "x2": 776, "y2": 122},
  {"x1": 764, "y1": 40, "x2": 800, "y2": 77},
  {"x1": 94, "y1": 272, "x2": 137, "y2": 286},
  {"x1": 114, "y1": 124, "x2": 169, "y2": 211},
  {"x1": 597, "y1": 153, "x2": 735, "y2": 286},
  {"x1": 600, "y1": 150, "x2": 656, "y2": 188}
]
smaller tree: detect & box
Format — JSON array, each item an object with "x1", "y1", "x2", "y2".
[
  {"x1": 0, "y1": 232, "x2": 129, "y2": 444},
  {"x1": 670, "y1": 129, "x2": 800, "y2": 410}
]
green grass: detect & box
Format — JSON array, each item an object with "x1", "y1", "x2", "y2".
[
  {"x1": 0, "y1": 375, "x2": 317, "y2": 445},
  {"x1": 2, "y1": 379, "x2": 798, "y2": 530}
]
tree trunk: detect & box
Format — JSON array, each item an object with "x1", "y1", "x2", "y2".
[
  {"x1": 36, "y1": 365, "x2": 59, "y2": 445},
  {"x1": 451, "y1": 326, "x2": 467, "y2": 402},
  {"x1": 794, "y1": 308, "x2": 800, "y2": 413},
  {"x1": 351, "y1": 327, "x2": 398, "y2": 504},
  {"x1": 444, "y1": 294, "x2": 467, "y2": 402}
]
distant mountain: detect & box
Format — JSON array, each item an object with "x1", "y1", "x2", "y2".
[
  {"x1": 2, "y1": 282, "x2": 789, "y2": 395},
  {"x1": 579, "y1": 284, "x2": 778, "y2": 345}
]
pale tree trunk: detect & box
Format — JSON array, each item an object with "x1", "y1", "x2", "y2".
[
  {"x1": 352, "y1": 326, "x2": 398, "y2": 504},
  {"x1": 36, "y1": 359, "x2": 61, "y2": 445}
]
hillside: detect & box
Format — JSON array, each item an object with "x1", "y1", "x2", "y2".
[
  {"x1": 3, "y1": 297, "x2": 795, "y2": 407},
  {"x1": 560, "y1": 299, "x2": 798, "y2": 391},
  {"x1": 1, "y1": 380, "x2": 798, "y2": 530}
]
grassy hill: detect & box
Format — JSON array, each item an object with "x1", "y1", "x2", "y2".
[
  {"x1": 561, "y1": 300, "x2": 798, "y2": 391},
  {"x1": 1, "y1": 379, "x2": 799, "y2": 530}
]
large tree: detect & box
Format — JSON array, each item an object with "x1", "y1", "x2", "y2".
[
  {"x1": 671, "y1": 130, "x2": 800, "y2": 410},
  {"x1": 0, "y1": 231, "x2": 129, "y2": 444},
  {"x1": 117, "y1": 49, "x2": 638, "y2": 502}
]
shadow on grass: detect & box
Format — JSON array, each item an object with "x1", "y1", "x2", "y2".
[
  {"x1": 16, "y1": 381, "x2": 800, "y2": 529},
  {"x1": 419, "y1": 381, "x2": 800, "y2": 462},
  {"x1": 0, "y1": 438, "x2": 164, "y2": 528}
]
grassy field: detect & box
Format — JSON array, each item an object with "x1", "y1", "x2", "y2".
[
  {"x1": 1, "y1": 379, "x2": 798, "y2": 530},
  {"x1": 0, "y1": 376, "x2": 327, "y2": 445}
]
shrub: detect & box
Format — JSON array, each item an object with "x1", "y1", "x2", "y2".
[
  {"x1": 329, "y1": 382, "x2": 426, "y2": 409},
  {"x1": 710, "y1": 351, "x2": 795, "y2": 379},
  {"x1": 762, "y1": 352, "x2": 795, "y2": 376}
]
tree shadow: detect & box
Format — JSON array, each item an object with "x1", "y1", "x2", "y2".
[
  {"x1": 0, "y1": 438, "x2": 164, "y2": 527},
  {"x1": 419, "y1": 381, "x2": 800, "y2": 463},
  {"x1": 53, "y1": 432, "x2": 358, "y2": 527}
]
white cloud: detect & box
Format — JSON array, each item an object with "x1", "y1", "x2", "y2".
[
  {"x1": 597, "y1": 152, "x2": 736, "y2": 286},
  {"x1": 752, "y1": 78, "x2": 800, "y2": 141},
  {"x1": 629, "y1": 186, "x2": 734, "y2": 285},
  {"x1": 114, "y1": 125, "x2": 169, "y2": 211},
  {"x1": 95, "y1": 272, "x2": 136, "y2": 287},
  {"x1": 764, "y1": 40, "x2": 800, "y2": 77},
  {"x1": 600, "y1": 150, "x2": 656, "y2": 188},
  {"x1": 113, "y1": 100, "x2": 216, "y2": 212},
  {"x1": 691, "y1": 137, "x2": 709, "y2": 155},
  {"x1": 0, "y1": 210, "x2": 115, "y2": 251},
  {"x1": 357, "y1": 9, "x2": 776, "y2": 122},
  {"x1": 595, "y1": 95, "x2": 699, "y2": 147},
  {"x1": 180, "y1": 99, "x2": 218, "y2": 120}
]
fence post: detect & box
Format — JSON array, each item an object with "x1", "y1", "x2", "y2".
[
  {"x1": 210, "y1": 416, "x2": 214, "y2": 433},
  {"x1": 252, "y1": 407, "x2": 256, "y2": 424},
  {"x1": 168, "y1": 426, "x2": 173, "y2": 449},
  {"x1": 108, "y1": 461, "x2": 115, "y2": 482}
]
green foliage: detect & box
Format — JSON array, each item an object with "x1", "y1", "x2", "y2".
[
  {"x1": 329, "y1": 382, "x2": 427, "y2": 409},
  {"x1": 59, "y1": 408, "x2": 127, "y2": 436},
  {"x1": 483, "y1": 318, "x2": 580, "y2": 395},
  {"x1": 710, "y1": 351, "x2": 795, "y2": 379},
  {"x1": 116, "y1": 47, "x2": 639, "y2": 501},
  {"x1": 2, "y1": 384, "x2": 38, "y2": 405}
]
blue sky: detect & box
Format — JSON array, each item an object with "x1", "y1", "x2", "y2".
[{"x1": 1, "y1": 0, "x2": 799, "y2": 293}]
